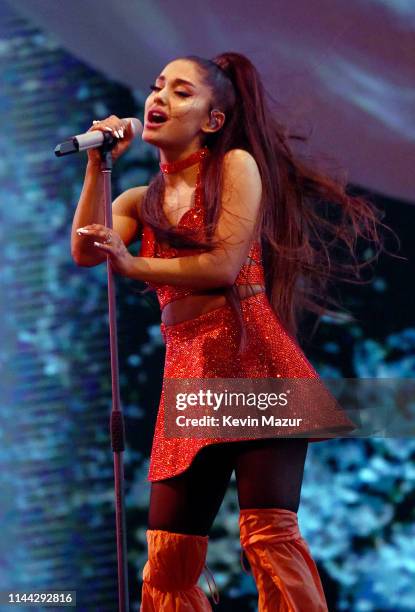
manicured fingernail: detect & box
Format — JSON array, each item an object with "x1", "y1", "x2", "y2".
[
  {"x1": 104, "y1": 127, "x2": 113, "y2": 132},
  {"x1": 77, "y1": 228, "x2": 89, "y2": 234},
  {"x1": 119, "y1": 129, "x2": 124, "y2": 137}
]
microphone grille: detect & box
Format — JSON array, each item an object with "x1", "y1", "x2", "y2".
[{"x1": 124, "y1": 117, "x2": 143, "y2": 136}]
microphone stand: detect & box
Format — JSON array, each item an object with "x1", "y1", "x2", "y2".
[
  {"x1": 56, "y1": 128, "x2": 135, "y2": 611},
  {"x1": 99, "y1": 143, "x2": 130, "y2": 612}
]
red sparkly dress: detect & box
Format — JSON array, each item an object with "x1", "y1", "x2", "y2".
[{"x1": 138, "y1": 147, "x2": 356, "y2": 482}]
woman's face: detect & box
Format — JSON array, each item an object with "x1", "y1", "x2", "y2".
[{"x1": 142, "y1": 59, "x2": 213, "y2": 151}]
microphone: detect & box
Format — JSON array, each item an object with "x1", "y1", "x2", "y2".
[{"x1": 54, "y1": 117, "x2": 143, "y2": 157}]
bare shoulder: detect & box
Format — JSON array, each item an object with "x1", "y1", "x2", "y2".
[
  {"x1": 223, "y1": 148, "x2": 261, "y2": 175},
  {"x1": 113, "y1": 184, "x2": 149, "y2": 225},
  {"x1": 112, "y1": 185, "x2": 148, "y2": 247},
  {"x1": 134, "y1": 185, "x2": 149, "y2": 225},
  {"x1": 221, "y1": 148, "x2": 262, "y2": 202}
]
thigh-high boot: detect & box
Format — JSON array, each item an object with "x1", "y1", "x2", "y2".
[
  {"x1": 140, "y1": 529, "x2": 219, "y2": 611},
  {"x1": 239, "y1": 508, "x2": 328, "y2": 612}
]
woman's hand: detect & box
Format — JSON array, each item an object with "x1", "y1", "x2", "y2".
[
  {"x1": 76, "y1": 224, "x2": 134, "y2": 276},
  {"x1": 86, "y1": 115, "x2": 136, "y2": 166}
]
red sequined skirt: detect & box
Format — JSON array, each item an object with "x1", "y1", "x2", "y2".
[{"x1": 147, "y1": 292, "x2": 355, "y2": 482}]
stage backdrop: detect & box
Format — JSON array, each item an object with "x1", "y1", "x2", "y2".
[{"x1": 9, "y1": 0, "x2": 415, "y2": 204}]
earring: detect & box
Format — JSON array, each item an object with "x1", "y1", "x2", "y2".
[{"x1": 210, "y1": 110, "x2": 219, "y2": 128}]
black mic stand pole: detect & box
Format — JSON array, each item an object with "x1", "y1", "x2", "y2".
[
  {"x1": 97, "y1": 142, "x2": 130, "y2": 612},
  {"x1": 55, "y1": 130, "x2": 131, "y2": 612}
]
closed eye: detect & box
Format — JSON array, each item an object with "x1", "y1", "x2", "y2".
[{"x1": 149, "y1": 84, "x2": 190, "y2": 97}]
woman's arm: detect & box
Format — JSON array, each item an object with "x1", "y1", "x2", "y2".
[
  {"x1": 71, "y1": 160, "x2": 146, "y2": 267},
  {"x1": 85, "y1": 149, "x2": 262, "y2": 286},
  {"x1": 123, "y1": 149, "x2": 263, "y2": 288}
]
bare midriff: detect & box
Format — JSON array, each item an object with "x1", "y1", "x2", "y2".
[{"x1": 161, "y1": 282, "x2": 265, "y2": 326}]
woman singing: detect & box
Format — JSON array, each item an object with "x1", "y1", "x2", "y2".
[{"x1": 71, "y1": 52, "x2": 389, "y2": 610}]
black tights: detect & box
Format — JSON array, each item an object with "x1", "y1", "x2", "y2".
[{"x1": 148, "y1": 438, "x2": 309, "y2": 536}]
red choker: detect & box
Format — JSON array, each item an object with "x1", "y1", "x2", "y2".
[{"x1": 159, "y1": 147, "x2": 210, "y2": 174}]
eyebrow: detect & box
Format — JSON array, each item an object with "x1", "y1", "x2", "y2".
[{"x1": 155, "y1": 75, "x2": 196, "y2": 88}]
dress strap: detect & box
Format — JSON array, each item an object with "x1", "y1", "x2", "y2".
[{"x1": 203, "y1": 563, "x2": 220, "y2": 604}]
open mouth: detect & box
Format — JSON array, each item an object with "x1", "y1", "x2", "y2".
[{"x1": 146, "y1": 110, "x2": 168, "y2": 125}]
